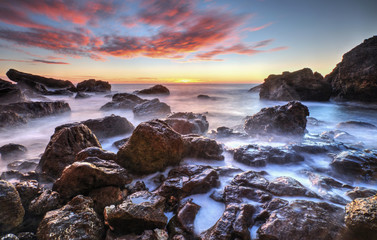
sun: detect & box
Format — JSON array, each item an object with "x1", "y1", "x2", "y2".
[{"x1": 174, "y1": 79, "x2": 201, "y2": 83}]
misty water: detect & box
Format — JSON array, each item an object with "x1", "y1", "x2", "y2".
[{"x1": 1, "y1": 83, "x2": 377, "y2": 235}]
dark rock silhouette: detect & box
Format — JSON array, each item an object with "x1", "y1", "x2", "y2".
[
  {"x1": 134, "y1": 84, "x2": 170, "y2": 95},
  {"x1": 76, "y1": 79, "x2": 111, "y2": 92},
  {"x1": 100, "y1": 92, "x2": 146, "y2": 110},
  {"x1": 326, "y1": 36, "x2": 377, "y2": 102},
  {"x1": 0, "y1": 143, "x2": 27, "y2": 161},
  {"x1": 133, "y1": 98, "x2": 171, "y2": 119},
  {"x1": 0, "y1": 180, "x2": 25, "y2": 232},
  {"x1": 0, "y1": 101, "x2": 70, "y2": 119},
  {"x1": 260, "y1": 68, "x2": 331, "y2": 101},
  {"x1": 0, "y1": 78, "x2": 26, "y2": 104}
]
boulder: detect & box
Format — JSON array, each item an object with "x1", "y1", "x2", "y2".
[
  {"x1": 176, "y1": 200, "x2": 201, "y2": 234},
  {"x1": 248, "y1": 84, "x2": 262, "y2": 92},
  {"x1": 37, "y1": 124, "x2": 101, "y2": 178},
  {"x1": 0, "y1": 180, "x2": 25, "y2": 232},
  {"x1": 0, "y1": 101, "x2": 70, "y2": 119},
  {"x1": 244, "y1": 101, "x2": 309, "y2": 136},
  {"x1": 230, "y1": 170, "x2": 270, "y2": 190},
  {"x1": 202, "y1": 203, "x2": 255, "y2": 240},
  {"x1": 325, "y1": 36, "x2": 377, "y2": 102},
  {"x1": 336, "y1": 121, "x2": 377, "y2": 129},
  {"x1": 75, "y1": 147, "x2": 117, "y2": 162},
  {"x1": 53, "y1": 157, "x2": 132, "y2": 199},
  {"x1": 76, "y1": 79, "x2": 111, "y2": 92},
  {"x1": 345, "y1": 195, "x2": 377, "y2": 239},
  {"x1": 81, "y1": 114, "x2": 134, "y2": 138},
  {"x1": 330, "y1": 150, "x2": 377, "y2": 182},
  {"x1": 266, "y1": 176, "x2": 319, "y2": 198},
  {"x1": 37, "y1": 195, "x2": 104, "y2": 240},
  {"x1": 7, "y1": 160, "x2": 38, "y2": 173},
  {"x1": 182, "y1": 135, "x2": 224, "y2": 160},
  {"x1": 197, "y1": 94, "x2": 211, "y2": 99},
  {"x1": 223, "y1": 185, "x2": 272, "y2": 205},
  {"x1": 104, "y1": 191, "x2": 167, "y2": 234},
  {"x1": 233, "y1": 145, "x2": 304, "y2": 167},
  {"x1": 133, "y1": 98, "x2": 171, "y2": 119},
  {"x1": 346, "y1": 187, "x2": 377, "y2": 200},
  {"x1": 0, "y1": 143, "x2": 27, "y2": 161},
  {"x1": 106, "y1": 229, "x2": 168, "y2": 240},
  {"x1": 165, "y1": 112, "x2": 209, "y2": 135},
  {"x1": 74, "y1": 92, "x2": 91, "y2": 99},
  {"x1": 156, "y1": 165, "x2": 219, "y2": 200},
  {"x1": 6, "y1": 69, "x2": 75, "y2": 90},
  {"x1": 210, "y1": 126, "x2": 247, "y2": 139},
  {"x1": 15, "y1": 180, "x2": 40, "y2": 209},
  {"x1": 0, "y1": 78, "x2": 26, "y2": 104},
  {"x1": 28, "y1": 190, "x2": 61, "y2": 216},
  {"x1": 117, "y1": 120, "x2": 184, "y2": 174},
  {"x1": 0, "y1": 111, "x2": 27, "y2": 128},
  {"x1": 100, "y1": 93, "x2": 146, "y2": 111},
  {"x1": 258, "y1": 200, "x2": 346, "y2": 240},
  {"x1": 135, "y1": 85, "x2": 170, "y2": 95},
  {"x1": 260, "y1": 68, "x2": 331, "y2": 101},
  {"x1": 88, "y1": 186, "x2": 127, "y2": 215}
]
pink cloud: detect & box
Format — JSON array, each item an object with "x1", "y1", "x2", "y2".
[{"x1": 243, "y1": 22, "x2": 273, "y2": 32}]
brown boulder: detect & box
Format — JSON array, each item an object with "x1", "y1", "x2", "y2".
[
  {"x1": 165, "y1": 112, "x2": 209, "y2": 135},
  {"x1": 88, "y1": 186, "x2": 127, "y2": 215},
  {"x1": 260, "y1": 68, "x2": 331, "y2": 101},
  {"x1": 135, "y1": 84, "x2": 170, "y2": 95},
  {"x1": 15, "y1": 180, "x2": 40, "y2": 209},
  {"x1": 346, "y1": 187, "x2": 377, "y2": 200},
  {"x1": 325, "y1": 36, "x2": 377, "y2": 102},
  {"x1": 0, "y1": 180, "x2": 25, "y2": 232},
  {"x1": 37, "y1": 195, "x2": 104, "y2": 240},
  {"x1": 37, "y1": 124, "x2": 101, "y2": 178},
  {"x1": 100, "y1": 93, "x2": 146, "y2": 111},
  {"x1": 53, "y1": 157, "x2": 132, "y2": 199},
  {"x1": 76, "y1": 79, "x2": 111, "y2": 92},
  {"x1": 117, "y1": 120, "x2": 184, "y2": 174},
  {"x1": 133, "y1": 98, "x2": 171, "y2": 119},
  {"x1": 75, "y1": 147, "x2": 117, "y2": 162},
  {"x1": 183, "y1": 135, "x2": 224, "y2": 160},
  {"x1": 0, "y1": 111, "x2": 27, "y2": 128},
  {"x1": 0, "y1": 143, "x2": 27, "y2": 161},
  {"x1": 28, "y1": 190, "x2": 61, "y2": 216},
  {"x1": 0, "y1": 101, "x2": 70, "y2": 119},
  {"x1": 266, "y1": 176, "x2": 319, "y2": 198},
  {"x1": 81, "y1": 114, "x2": 134, "y2": 138},
  {"x1": 244, "y1": 101, "x2": 309, "y2": 136}
]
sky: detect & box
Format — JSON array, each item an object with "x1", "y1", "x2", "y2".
[{"x1": 0, "y1": 0, "x2": 376, "y2": 84}]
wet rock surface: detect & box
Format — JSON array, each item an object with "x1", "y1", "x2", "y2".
[
  {"x1": 0, "y1": 101, "x2": 70, "y2": 119},
  {"x1": 76, "y1": 79, "x2": 111, "y2": 92},
  {"x1": 74, "y1": 92, "x2": 91, "y2": 99},
  {"x1": 336, "y1": 120, "x2": 377, "y2": 130},
  {"x1": 28, "y1": 190, "x2": 61, "y2": 216},
  {"x1": 81, "y1": 114, "x2": 134, "y2": 138},
  {"x1": 0, "y1": 111, "x2": 27, "y2": 128},
  {"x1": 104, "y1": 191, "x2": 167, "y2": 234},
  {"x1": 100, "y1": 93, "x2": 146, "y2": 110},
  {"x1": 15, "y1": 180, "x2": 40, "y2": 209},
  {"x1": 53, "y1": 157, "x2": 132, "y2": 199},
  {"x1": 267, "y1": 176, "x2": 319, "y2": 198},
  {"x1": 37, "y1": 195, "x2": 104, "y2": 240},
  {"x1": 0, "y1": 79, "x2": 26, "y2": 104},
  {"x1": 75, "y1": 147, "x2": 117, "y2": 162},
  {"x1": 345, "y1": 195, "x2": 377, "y2": 239},
  {"x1": 346, "y1": 187, "x2": 377, "y2": 200},
  {"x1": 0, "y1": 180, "x2": 25, "y2": 232},
  {"x1": 258, "y1": 200, "x2": 346, "y2": 240},
  {"x1": 117, "y1": 120, "x2": 184, "y2": 174},
  {"x1": 0, "y1": 144, "x2": 27, "y2": 161},
  {"x1": 244, "y1": 101, "x2": 309, "y2": 136},
  {"x1": 165, "y1": 112, "x2": 209, "y2": 135},
  {"x1": 37, "y1": 124, "x2": 101, "y2": 178},
  {"x1": 326, "y1": 36, "x2": 377, "y2": 102},
  {"x1": 88, "y1": 186, "x2": 126, "y2": 215},
  {"x1": 135, "y1": 85, "x2": 170, "y2": 95},
  {"x1": 133, "y1": 98, "x2": 171, "y2": 119},
  {"x1": 260, "y1": 68, "x2": 332, "y2": 101},
  {"x1": 183, "y1": 135, "x2": 224, "y2": 160}
]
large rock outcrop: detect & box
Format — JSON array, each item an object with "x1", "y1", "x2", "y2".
[
  {"x1": 6, "y1": 69, "x2": 75, "y2": 90},
  {"x1": 260, "y1": 68, "x2": 331, "y2": 101},
  {"x1": 0, "y1": 180, "x2": 25, "y2": 232},
  {"x1": 326, "y1": 36, "x2": 377, "y2": 102},
  {"x1": 165, "y1": 112, "x2": 209, "y2": 135},
  {"x1": 0, "y1": 79, "x2": 26, "y2": 104},
  {"x1": 244, "y1": 101, "x2": 309, "y2": 136},
  {"x1": 100, "y1": 93, "x2": 146, "y2": 111},
  {"x1": 0, "y1": 101, "x2": 70, "y2": 119},
  {"x1": 37, "y1": 124, "x2": 101, "y2": 178},
  {"x1": 0, "y1": 111, "x2": 27, "y2": 128},
  {"x1": 133, "y1": 98, "x2": 171, "y2": 119},
  {"x1": 117, "y1": 120, "x2": 184, "y2": 174},
  {"x1": 76, "y1": 79, "x2": 111, "y2": 92},
  {"x1": 37, "y1": 195, "x2": 104, "y2": 240},
  {"x1": 134, "y1": 85, "x2": 170, "y2": 95}
]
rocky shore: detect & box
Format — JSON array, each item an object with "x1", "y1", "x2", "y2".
[{"x1": 0, "y1": 36, "x2": 377, "y2": 240}]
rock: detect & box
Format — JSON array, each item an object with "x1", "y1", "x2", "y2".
[
  {"x1": 105, "y1": 229, "x2": 168, "y2": 240},
  {"x1": 330, "y1": 150, "x2": 377, "y2": 182},
  {"x1": 75, "y1": 147, "x2": 117, "y2": 162},
  {"x1": 76, "y1": 79, "x2": 111, "y2": 92},
  {"x1": 345, "y1": 195, "x2": 377, "y2": 239},
  {"x1": 231, "y1": 170, "x2": 270, "y2": 190},
  {"x1": 0, "y1": 101, "x2": 70, "y2": 119},
  {"x1": 325, "y1": 36, "x2": 377, "y2": 102},
  {"x1": 15, "y1": 180, "x2": 40, "y2": 209},
  {"x1": 258, "y1": 200, "x2": 346, "y2": 240},
  {"x1": 165, "y1": 112, "x2": 209, "y2": 135},
  {"x1": 126, "y1": 181, "x2": 148, "y2": 195},
  {"x1": 6, "y1": 69, "x2": 75, "y2": 90},
  {"x1": 233, "y1": 145, "x2": 304, "y2": 167},
  {"x1": 306, "y1": 172, "x2": 345, "y2": 191},
  {"x1": 223, "y1": 185, "x2": 272, "y2": 204},
  {"x1": 16, "y1": 232, "x2": 36, "y2": 240},
  {"x1": 117, "y1": 119, "x2": 184, "y2": 174},
  {"x1": 267, "y1": 176, "x2": 319, "y2": 198},
  {"x1": 100, "y1": 93, "x2": 146, "y2": 111},
  {"x1": 7, "y1": 160, "x2": 37, "y2": 173},
  {"x1": 244, "y1": 101, "x2": 309, "y2": 136},
  {"x1": 81, "y1": 114, "x2": 134, "y2": 138},
  {"x1": 248, "y1": 84, "x2": 262, "y2": 92},
  {"x1": 37, "y1": 124, "x2": 101, "y2": 178},
  {"x1": 346, "y1": 187, "x2": 377, "y2": 200},
  {"x1": 202, "y1": 203, "x2": 255, "y2": 240},
  {"x1": 0, "y1": 170, "x2": 39, "y2": 183},
  {"x1": 182, "y1": 135, "x2": 224, "y2": 160},
  {"x1": 0, "y1": 143, "x2": 27, "y2": 161},
  {"x1": 0, "y1": 111, "x2": 27, "y2": 128},
  {"x1": 0, "y1": 78, "x2": 26, "y2": 104},
  {"x1": 53, "y1": 157, "x2": 132, "y2": 199},
  {"x1": 211, "y1": 126, "x2": 247, "y2": 139},
  {"x1": 0, "y1": 234, "x2": 19, "y2": 240},
  {"x1": 262, "y1": 198, "x2": 289, "y2": 212},
  {"x1": 197, "y1": 94, "x2": 211, "y2": 99},
  {"x1": 113, "y1": 138, "x2": 129, "y2": 149},
  {"x1": 176, "y1": 200, "x2": 201, "y2": 234},
  {"x1": 133, "y1": 98, "x2": 171, "y2": 119},
  {"x1": 74, "y1": 92, "x2": 91, "y2": 99},
  {"x1": 157, "y1": 165, "x2": 219, "y2": 200},
  {"x1": 28, "y1": 190, "x2": 61, "y2": 216},
  {"x1": 0, "y1": 180, "x2": 25, "y2": 232},
  {"x1": 104, "y1": 191, "x2": 167, "y2": 234},
  {"x1": 336, "y1": 121, "x2": 377, "y2": 129},
  {"x1": 135, "y1": 85, "x2": 170, "y2": 95},
  {"x1": 37, "y1": 195, "x2": 104, "y2": 240},
  {"x1": 89, "y1": 186, "x2": 127, "y2": 215},
  {"x1": 260, "y1": 68, "x2": 331, "y2": 101}
]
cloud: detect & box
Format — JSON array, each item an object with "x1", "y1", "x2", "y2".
[
  {"x1": 32, "y1": 59, "x2": 69, "y2": 64},
  {"x1": 243, "y1": 22, "x2": 273, "y2": 32},
  {"x1": 0, "y1": 7, "x2": 51, "y2": 29},
  {"x1": 0, "y1": 58, "x2": 69, "y2": 64}
]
